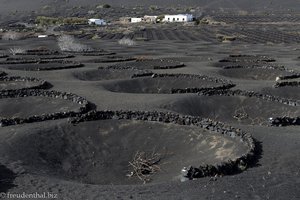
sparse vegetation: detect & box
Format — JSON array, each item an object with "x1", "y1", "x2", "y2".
[
  {"x1": 57, "y1": 35, "x2": 93, "y2": 52},
  {"x1": 118, "y1": 38, "x2": 136, "y2": 46},
  {"x1": 2, "y1": 31, "x2": 23, "y2": 40},
  {"x1": 9, "y1": 47, "x2": 26, "y2": 55},
  {"x1": 36, "y1": 16, "x2": 87, "y2": 26},
  {"x1": 216, "y1": 34, "x2": 237, "y2": 42},
  {"x1": 127, "y1": 151, "x2": 162, "y2": 184}
]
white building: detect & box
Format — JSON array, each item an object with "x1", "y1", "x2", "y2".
[
  {"x1": 88, "y1": 18, "x2": 107, "y2": 25},
  {"x1": 130, "y1": 18, "x2": 142, "y2": 23},
  {"x1": 163, "y1": 14, "x2": 193, "y2": 22},
  {"x1": 38, "y1": 35, "x2": 48, "y2": 38}
]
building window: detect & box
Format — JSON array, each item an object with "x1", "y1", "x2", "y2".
[
  {"x1": 168, "y1": 18, "x2": 170, "y2": 21},
  {"x1": 177, "y1": 18, "x2": 179, "y2": 20},
  {"x1": 173, "y1": 18, "x2": 175, "y2": 21}
]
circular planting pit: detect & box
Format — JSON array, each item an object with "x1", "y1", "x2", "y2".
[
  {"x1": 85, "y1": 56, "x2": 136, "y2": 63},
  {"x1": 218, "y1": 67, "x2": 294, "y2": 80},
  {"x1": 161, "y1": 90, "x2": 300, "y2": 126},
  {"x1": 2, "y1": 111, "x2": 256, "y2": 185},
  {"x1": 103, "y1": 74, "x2": 235, "y2": 94},
  {"x1": 0, "y1": 60, "x2": 84, "y2": 71},
  {"x1": 74, "y1": 68, "x2": 153, "y2": 81},
  {"x1": 0, "y1": 90, "x2": 90, "y2": 126},
  {"x1": 0, "y1": 76, "x2": 49, "y2": 91},
  {"x1": 108, "y1": 59, "x2": 185, "y2": 70}
]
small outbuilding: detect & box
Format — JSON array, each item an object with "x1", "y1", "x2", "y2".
[
  {"x1": 143, "y1": 15, "x2": 158, "y2": 23},
  {"x1": 88, "y1": 18, "x2": 107, "y2": 25},
  {"x1": 163, "y1": 14, "x2": 194, "y2": 22}
]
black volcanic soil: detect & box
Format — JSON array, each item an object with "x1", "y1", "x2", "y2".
[
  {"x1": 0, "y1": 119, "x2": 248, "y2": 185},
  {"x1": 161, "y1": 95, "x2": 300, "y2": 125},
  {"x1": 0, "y1": 13, "x2": 300, "y2": 199},
  {"x1": 0, "y1": 96, "x2": 81, "y2": 118}
]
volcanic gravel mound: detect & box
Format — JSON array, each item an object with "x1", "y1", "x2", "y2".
[
  {"x1": 0, "y1": 116, "x2": 250, "y2": 185},
  {"x1": 108, "y1": 59, "x2": 185, "y2": 70},
  {"x1": 103, "y1": 74, "x2": 234, "y2": 94},
  {"x1": 74, "y1": 68, "x2": 152, "y2": 81},
  {"x1": 162, "y1": 94, "x2": 300, "y2": 125}
]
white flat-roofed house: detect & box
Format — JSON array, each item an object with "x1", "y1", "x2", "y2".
[
  {"x1": 130, "y1": 17, "x2": 143, "y2": 23},
  {"x1": 88, "y1": 18, "x2": 107, "y2": 25},
  {"x1": 163, "y1": 14, "x2": 193, "y2": 22},
  {"x1": 38, "y1": 35, "x2": 48, "y2": 38}
]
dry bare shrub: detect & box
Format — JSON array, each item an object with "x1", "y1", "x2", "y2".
[
  {"x1": 118, "y1": 38, "x2": 136, "y2": 46},
  {"x1": 127, "y1": 149, "x2": 173, "y2": 184},
  {"x1": 2, "y1": 31, "x2": 23, "y2": 40},
  {"x1": 57, "y1": 35, "x2": 93, "y2": 52},
  {"x1": 127, "y1": 151, "x2": 162, "y2": 183},
  {"x1": 9, "y1": 47, "x2": 26, "y2": 55},
  {"x1": 233, "y1": 106, "x2": 248, "y2": 121}
]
